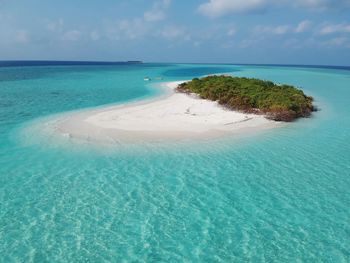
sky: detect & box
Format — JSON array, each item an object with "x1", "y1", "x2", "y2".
[{"x1": 0, "y1": 0, "x2": 350, "y2": 65}]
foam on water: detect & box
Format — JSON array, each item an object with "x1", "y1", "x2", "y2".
[{"x1": 0, "y1": 63, "x2": 349, "y2": 262}]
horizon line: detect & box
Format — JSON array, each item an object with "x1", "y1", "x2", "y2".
[{"x1": 0, "y1": 60, "x2": 349, "y2": 69}]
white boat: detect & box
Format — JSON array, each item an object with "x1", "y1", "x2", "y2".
[{"x1": 144, "y1": 77, "x2": 151, "y2": 81}]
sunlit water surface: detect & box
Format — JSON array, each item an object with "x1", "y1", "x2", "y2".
[{"x1": 0, "y1": 63, "x2": 349, "y2": 262}]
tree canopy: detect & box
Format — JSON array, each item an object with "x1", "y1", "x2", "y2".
[{"x1": 176, "y1": 75, "x2": 316, "y2": 122}]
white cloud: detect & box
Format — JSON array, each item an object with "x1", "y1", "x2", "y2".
[
  {"x1": 221, "y1": 41, "x2": 236, "y2": 49},
  {"x1": 62, "y1": 30, "x2": 82, "y2": 41},
  {"x1": 47, "y1": 18, "x2": 64, "y2": 32},
  {"x1": 253, "y1": 21, "x2": 313, "y2": 36},
  {"x1": 144, "y1": 0, "x2": 171, "y2": 22},
  {"x1": 15, "y1": 30, "x2": 29, "y2": 43},
  {"x1": 319, "y1": 23, "x2": 350, "y2": 35},
  {"x1": 106, "y1": 18, "x2": 151, "y2": 40},
  {"x1": 160, "y1": 25, "x2": 190, "y2": 41},
  {"x1": 296, "y1": 0, "x2": 350, "y2": 10},
  {"x1": 295, "y1": 20, "x2": 312, "y2": 33},
  {"x1": 105, "y1": 0, "x2": 171, "y2": 40},
  {"x1": 243, "y1": 20, "x2": 350, "y2": 49},
  {"x1": 239, "y1": 38, "x2": 257, "y2": 48},
  {"x1": 156, "y1": 0, "x2": 171, "y2": 9},
  {"x1": 90, "y1": 31, "x2": 100, "y2": 41},
  {"x1": 254, "y1": 25, "x2": 291, "y2": 35},
  {"x1": 273, "y1": 25, "x2": 291, "y2": 34},
  {"x1": 144, "y1": 10, "x2": 166, "y2": 22},
  {"x1": 320, "y1": 36, "x2": 350, "y2": 48},
  {"x1": 198, "y1": 0, "x2": 350, "y2": 17},
  {"x1": 198, "y1": 0, "x2": 268, "y2": 17},
  {"x1": 325, "y1": 36, "x2": 348, "y2": 46},
  {"x1": 297, "y1": 0, "x2": 329, "y2": 9},
  {"x1": 227, "y1": 28, "x2": 237, "y2": 37},
  {"x1": 118, "y1": 19, "x2": 148, "y2": 39}
]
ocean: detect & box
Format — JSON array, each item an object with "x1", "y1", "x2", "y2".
[{"x1": 0, "y1": 62, "x2": 349, "y2": 262}]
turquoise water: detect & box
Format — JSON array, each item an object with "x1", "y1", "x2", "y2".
[{"x1": 0, "y1": 63, "x2": 349, "y2": 262}]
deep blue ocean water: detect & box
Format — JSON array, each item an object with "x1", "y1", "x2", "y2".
[{"x1": 0, "y1": 62, "x2": 349, "y2": 262}]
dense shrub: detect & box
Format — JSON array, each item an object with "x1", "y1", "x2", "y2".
[{"x1": 176, "y1": 75, "x2": 315, "y2": 122}]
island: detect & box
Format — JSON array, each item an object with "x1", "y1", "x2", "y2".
[
  {"x1": 38, "y1": 75, "x2": 316, "y2": 143},
  {"x1": 176, "y1": 75, "x2": 316, "y2": 122}
]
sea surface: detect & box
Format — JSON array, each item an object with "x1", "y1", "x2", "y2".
[{"x1": 0, "y1": 62, "x2": 349, "y2": 262}]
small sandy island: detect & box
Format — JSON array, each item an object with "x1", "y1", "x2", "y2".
[{"x1": 48, "y1": 81, "x2": 280, "y2": 143}]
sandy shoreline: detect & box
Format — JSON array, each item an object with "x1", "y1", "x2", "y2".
[{"x1": 45, "y1": 81, "x2": 280, "y2": 143}]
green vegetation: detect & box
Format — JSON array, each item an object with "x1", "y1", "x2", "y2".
[{"x1": 176, "y1": 75, "x2": 316, "y2": 122}]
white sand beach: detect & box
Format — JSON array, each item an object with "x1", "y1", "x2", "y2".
[{"x1": 49, "y1": 81, "x2": 280, "y2": 143}]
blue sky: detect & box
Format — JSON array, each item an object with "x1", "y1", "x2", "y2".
[{"x1": 0, "y1": 0, "x2": 350, "y2": 65}]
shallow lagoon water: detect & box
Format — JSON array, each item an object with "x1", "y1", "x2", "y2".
[{"x1": 0, "y1": 63, "x2": 349, "y2": 262}]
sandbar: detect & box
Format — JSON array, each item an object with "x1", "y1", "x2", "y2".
[{"x1": 48, "y1": 81, "x2": 280, "y2": 143}]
